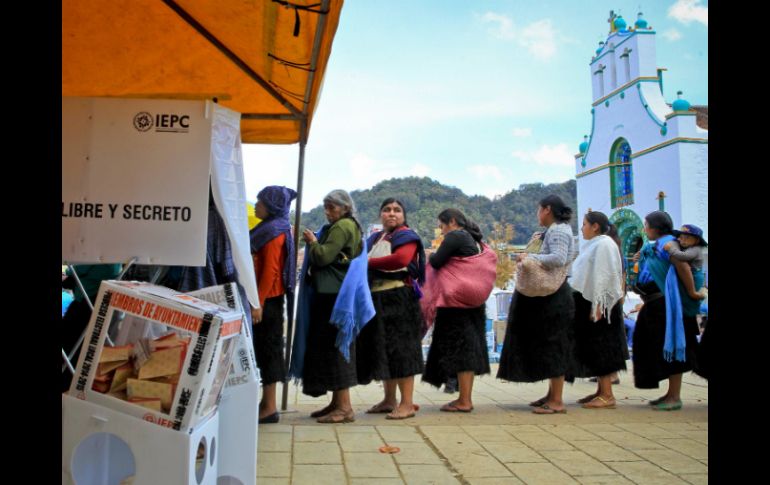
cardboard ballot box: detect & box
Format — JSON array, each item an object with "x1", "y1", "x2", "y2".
[{"x1": 68, "y1": 280, "x2": 242, "y2": 434}]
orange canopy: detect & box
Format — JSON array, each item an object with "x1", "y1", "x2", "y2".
[{"x1": 62, "y1": 0, "x2": 343, "y2": 144}]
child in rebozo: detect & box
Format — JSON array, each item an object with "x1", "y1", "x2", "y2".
[{"x1": 664, "y1": 224, "x2": 708, "y2": 301}]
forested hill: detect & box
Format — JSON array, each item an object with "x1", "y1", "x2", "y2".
[{"x1": 300, "y1": 177, "x2": 577, "y2": 245}]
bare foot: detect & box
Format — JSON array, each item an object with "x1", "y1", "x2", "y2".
[
  {"x1": 310, "y1": 402, "x2": 337, "y2": 418},
  {"x1": 577, "y1": 392, "x2": 599, "y2": 404},
  {"x1": 386, "y1": 403, "x2": 417, "y2": 420},
  {"x1": 366, "y1": 400, "x2": 397, "y2": 414}
]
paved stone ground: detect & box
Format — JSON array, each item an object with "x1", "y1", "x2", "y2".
[{"x1": 257, "y1": 364, "x2": 707, "y2": 484}]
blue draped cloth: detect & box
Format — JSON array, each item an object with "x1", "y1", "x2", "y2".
[
  {"x1": 330, "y1": 236, "x2": 375, "y2": 362},
  {"x1": 637, "y1": 235, "x2": 703, "y2": 362}
]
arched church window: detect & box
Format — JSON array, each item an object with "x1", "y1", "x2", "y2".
[{"x1": 610, "y1": 138, "x2": 634, "y2": 208}]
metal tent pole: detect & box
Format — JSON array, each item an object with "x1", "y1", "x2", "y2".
[
  {"x1": 282, "y1": 122, "x2": 307, "y2": 411},
  {"x1": 280, "y1": 0, "x2": 330, "y2": 411}
]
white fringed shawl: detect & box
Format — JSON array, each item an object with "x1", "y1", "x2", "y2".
[{"x1": 568, "y1": 235, "x2": 624, "y2": 323}]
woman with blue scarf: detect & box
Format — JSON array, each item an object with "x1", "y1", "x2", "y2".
[
  {"x1": 296, "y1": 189, "x2": 370, "y2": 423},
  {"x1": 249, "y1": 185, "x2": 297, "y2": 424},
  {"x1": 632, "y1": 211, "x2": 702, "y2": 411}
]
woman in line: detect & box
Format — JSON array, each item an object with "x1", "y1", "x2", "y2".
[
  {"x1": 357, "y1": 198, "x2": 426, "y2": 420},
  {"x1": 249, "y1": 185, "x2": 297, "y2": 424},
  {"x1": 568, "y1": 211, "x2": 627, "y2": 409},
  {"x1": 631, "y1": 211, "x2": 702, "y2": 410},
  {"x1": 299, "y1": 190, "x2": 366, "y2": 423},
  {"x1": 497, "y1": 195, "x2": 577, "y2": 414},
  {"x1": 422, "y1": 209, "x2": 494, "y2": 413}
]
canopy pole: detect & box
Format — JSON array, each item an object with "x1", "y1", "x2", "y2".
[
  {"x1": 280, "y1": 0, "x2": 329, "y2": 411},
  {"x1": 282, "y1": 120, "x2": 308, "y2": 411}
]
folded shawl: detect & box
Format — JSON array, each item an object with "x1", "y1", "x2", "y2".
[{"x1": 569, "y1": 235, "x2": 624, "y2": 323}]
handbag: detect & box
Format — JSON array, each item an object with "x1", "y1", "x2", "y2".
[
  {"x1": 515, "y1": 231, "x2": 566, "y2": 297},
  {"x1": 515, "y1": 257, "x2": 568, "y2": 297}
]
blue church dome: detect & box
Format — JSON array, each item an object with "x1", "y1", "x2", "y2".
[
  {"x1": 614, "y1": 16, "x2": 627, "y2": 31},
  {"x1": 596, "y1": 41, "x2": 605, "y2": 55},
  {"x1": 635, "y1": 12, "x2": 648, "y2": 29},
  {"x1": 672, "y1": 91, "x2": 691, "y2": 111},
  {"x1": 579, "y1": 135, "x2": 589, "y2": 154}
]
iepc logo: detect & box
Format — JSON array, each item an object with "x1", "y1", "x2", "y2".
[{"x1": 133, "y1": 112, "x2": 190, "y2": 133}]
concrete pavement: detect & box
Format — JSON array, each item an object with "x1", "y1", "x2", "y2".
[{"x1": 257, "y1": 364, "x2": 707, "y2": 484}]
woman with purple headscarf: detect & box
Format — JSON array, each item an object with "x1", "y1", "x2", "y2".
[{"x1": 250, "y1": 185, "x2": 297, "y2": 424}]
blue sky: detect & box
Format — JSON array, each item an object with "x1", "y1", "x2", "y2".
[{"x1": 243, "y1": 0, "x2": 707, "y2": 210}]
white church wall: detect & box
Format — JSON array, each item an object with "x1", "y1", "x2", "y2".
[
  {"x1": 667, "y1": 113, "x2": 704, "y2": 139},
  {"x1": 633, "y1": 146, "x2": 683, "y2": 225},
  {"x1": 582, "y1": 84, "x2": 670, "y2": 173},
  {"x1": 639, "y1": 82, "x2": 672, "y2": 127},
  {"x1": 579, "y1": 18, "x2": 707, "y2": 254},
  {"x1": 677, "y1": 143, "x2": 709, "y2": 241},
  {"x1": 634, "y1": 33, "x2": 659, "y2": 78}
]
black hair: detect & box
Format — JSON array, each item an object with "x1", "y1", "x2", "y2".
[
  {"x1": 645, "y1": 211, "x2": 674, "y2": 236},
  {"x1": 584, "y1": 210, "x2": 611, "y2": 234},
  {"x1": 605, "y1": 223, "x2": 622, "y2": 252},
  {"x1": 438, "y1": 208, "x2": 483, "y2": 243},
  {"x1": 585, "y1": 211, "x2": 621, "y2": 252},
  {"x1": 379, "y1": 198, "x2": 408, "y2": 226},
  {"x1": 539, "y1": 195, "x2": 572, "y2": 223}
]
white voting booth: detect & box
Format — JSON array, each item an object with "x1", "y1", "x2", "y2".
[
  {"x1": 62, "y1": 97, "x2": 260, "y2": 485},
  {"x1": 189, "y1": 284, "x2": 260, "y2": 485}
]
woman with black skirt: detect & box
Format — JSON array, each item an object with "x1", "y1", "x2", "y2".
[
  {"x1": 249, "y1": 185, "x2": 297, "y2": 424},
  {"x1": 422, "y1": 209, "x2": 491, "y2": 413},
  {"x1": 568, "y1": 211, "x2": 627, "y2": 409},
  {"x1": 497, "y1": 195, "x2": 577, "y2": 414},
  {"x1": 631, "y1": 211, "x2": 702, "y2": 411},
  {"x1": 357, "y1": 198, "x2": 426, "y2": 420},
  {"x1": 300, "y1": 190, "x2": 364, "y2": 423}
]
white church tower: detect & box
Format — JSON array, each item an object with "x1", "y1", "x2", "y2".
[{"x1": 575, "y1": 11, "x2": 708, "y2": 281}]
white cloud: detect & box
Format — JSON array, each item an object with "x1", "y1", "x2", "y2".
[
  {"x1": 479, "y1": 13, "x2": 559, "y2": 61},
  {"x1": 512, "y1": 143, "x2": 574, "y2": 168},
  {"x1": 410, "y1": 163, "x2": 431, "y2": 177},
  {"x1": 468, "y1": 164, "x2": 504, "y2": 179},
  {"x1": 480, "y1": 12, "x2": 516, "y2": 40},
  {"x1": 662, "y1": 28, "x2": 683, "y2": 41},
  {"x1": 348, "y1": 153, "x2": 431, "y2": 192},
  {"x1": 668, "y1": 0, "x2": 708, "y2": 27},
  {"x1": 512, "y1": 127, "x2": 533, "y2": 137},
  {"x1": 519, "y1": 19, "x2": 558, "y2": 61},
  {"x1": 242, "y1": 144, "x2": 299, "y2": 202}
]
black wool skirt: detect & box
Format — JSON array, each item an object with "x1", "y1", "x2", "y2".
[
  {"x1": 632, "y1": 294, "x2": 699, "y2": 389},
  {"x1": 301, "y1": 293, "x2": 358, "y2": 397},
  {"x1": 568, "y1": 293, "x2": 628, "y2": 379},
  {"x1": 252, "y1": 296, "x2": 286, "y2": 386},
  {"x1": 497, "y1": 281, "x2": 576, "y2": 383},
  {"x1": 422, "y1": 305, "x2": 490, "y2": 388},
  {"x1": 356, "y1": 285, "x2": 424, "y2": 385}
]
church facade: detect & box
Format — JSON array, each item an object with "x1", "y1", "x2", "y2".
[{"x1": 575, "y1": 12, "x2": 708, "y2": 282}]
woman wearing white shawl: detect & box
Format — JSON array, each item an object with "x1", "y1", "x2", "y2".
[{"x1": 568, "y1": 211, "x2": 627, "y2": 409}]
